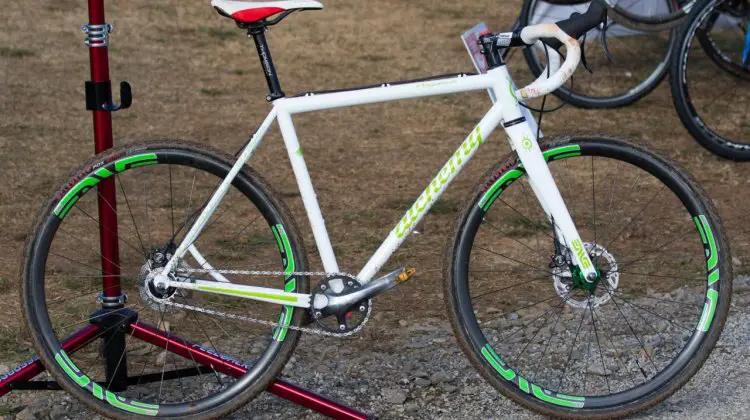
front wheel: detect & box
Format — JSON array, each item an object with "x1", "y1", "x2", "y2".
[
  {"x1": 445, "y1": 136, "x2": 730, "y2": 418},
  {"x1": 22, "y1": 140, "x2": 308, "y2": 419}
]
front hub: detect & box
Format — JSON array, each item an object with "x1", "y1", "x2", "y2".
[{"x1": 552, "y1": 242, "x2": 619, "y2": 309}]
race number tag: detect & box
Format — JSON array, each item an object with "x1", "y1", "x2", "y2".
[{"x1": 461, "y1": 22, "x2": 541, "y2": 137}]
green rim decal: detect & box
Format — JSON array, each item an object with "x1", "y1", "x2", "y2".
[
  {"x1": 699, "y1": 289, "x2": 719, "y2": 332},
  {"x1": 478, "y1": 145, "x2": 582, "y2": 211},
  {"x1": 694, "y1": 215, "x2": 720, "y2": 332},
  {"x1": 531, "y1": 385, "x2": 586, "y2": 408},
  {"x1": 479, "y1": 169, "x2": 523, "y2": 211},
  {"x1": 480, "y1": 344, "x2": 585, "y2": 408},
  {"x1": 53, "y1": 153, "x2": 158, "y2": 219},
  {"x1": 272, "y1": 224, "x2": 296, "y2": 342},
  {"x1": 55, "y1": 350, "x2": 159, "y2": 416}
]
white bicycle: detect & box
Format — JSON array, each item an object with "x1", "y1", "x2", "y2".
[{"x1": 22, "y1": 1, "x2": 731, "y2": 418}]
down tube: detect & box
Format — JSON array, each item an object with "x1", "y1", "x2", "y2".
[{"x1": 357, "y1": 102, "x2": 505, "y2": 283}]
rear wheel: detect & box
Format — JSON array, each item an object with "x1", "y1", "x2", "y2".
[
  {"x1": 22, "y1": 140, "x2": 308, "y2": 418},
  {"x1": 446, "y1": 136, "x2": 731, "y2": 418},
  {"x1": 520, "y1": 0, "x2": 675, "y2": 108}
]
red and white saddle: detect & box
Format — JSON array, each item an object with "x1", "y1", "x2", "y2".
[{"x1": 211, "y1": 0, "x2": 324, "y2": 24}]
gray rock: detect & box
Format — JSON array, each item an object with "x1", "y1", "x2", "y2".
[
  {"x1": 430, "y1": 371, "x2": 452, "y2": 383},
  {"x1": 440, "y1": 383, "x2": 458, "y2": 393},
  {"x1": 398, "y1": 319, "x2": 409, "y2": 327},
  {"x1": 14, "y1": 409, "x2": 35, "y2": 420},
  {"x1": 49, "y1": 405, "x2": 69, "y2": 420},
  {"x1": 27, "y1": 399, "x2": 51, "y2": 419},
  {"x1": 414, "y1": 377, "x2": 431, "y2": 387},
  {"x1": 404, "y1": 402, "x2": 420, "y2": 413},
  {"x1": 382, "y1": 387, "x2": 407, "y2": 404}
]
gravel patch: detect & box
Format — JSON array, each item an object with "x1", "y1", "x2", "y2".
[{"x1": 1, "y1": 281, "x2": 748, "y2": 419}]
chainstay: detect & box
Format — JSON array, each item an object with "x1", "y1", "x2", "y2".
[{"x1": 161, "y1": 268, "x2": 371, "y2": 338}]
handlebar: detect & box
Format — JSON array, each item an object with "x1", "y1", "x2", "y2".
[{"x1": 487, "y1": 1, "x2": 607, "y2": 100}]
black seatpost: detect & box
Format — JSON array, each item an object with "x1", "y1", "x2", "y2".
[{"x1": 248, "y1": 27, "x2": 285, "y2": 101}]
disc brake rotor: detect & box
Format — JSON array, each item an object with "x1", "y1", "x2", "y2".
[{"x1": 552, "y1": 242, "x2": 619, "y2": 309}]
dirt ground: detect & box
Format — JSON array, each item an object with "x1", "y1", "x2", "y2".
[{"x1": 1, "y1": 0, "x2": 750, "y2": 416}]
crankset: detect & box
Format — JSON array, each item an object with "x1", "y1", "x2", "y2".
[
  {"x1": 310, "y1": 267, "x2": 416, "y2": 335},
  {"x1": 310, "y1": 275, "x2": 371, "y2": 334}
]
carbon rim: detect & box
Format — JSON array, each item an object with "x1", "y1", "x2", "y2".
[
  {"x1": 24, "y1": 146, "x2": 304, "y2": 417},
  {"x1": 450, "y1": 139, "x2": 725, "y2": 410}
]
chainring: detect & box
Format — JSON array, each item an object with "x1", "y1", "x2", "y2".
[{"x1": 310, "y1": 275, "x2": 372, "y2": 334}]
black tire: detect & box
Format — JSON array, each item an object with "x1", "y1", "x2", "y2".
[
  {"x1": 599, "y1": 0, "x2": 697, "y2": 32},
  {"x1": 671, "y1": 0, "x2": 750, "y2": 160},
  {"x1": 22, "y1": 140, "x2": 309, "y2": 419},
  {"x1": 520, "y1": 0, "x2": 676, "y2": 109},
  {"x1": 445, "y1": 136, "x2": 731, "y2": 418}
]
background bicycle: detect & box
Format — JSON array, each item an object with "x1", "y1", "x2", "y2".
[{"x1": 1, "y1": 0, "x2": 749, "y2": 418}]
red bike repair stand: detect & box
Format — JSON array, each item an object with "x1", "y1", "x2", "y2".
[{"x1": 0, "y1": 1, "x2": 369, "y2": 419}]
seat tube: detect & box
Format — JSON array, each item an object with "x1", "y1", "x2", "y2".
[{"x1": 276, "y1": 108, "x2": 340, "y2": 273}]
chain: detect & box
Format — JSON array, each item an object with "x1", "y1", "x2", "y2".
[{"x1": 157, "y1": 268, "x2": 371, "y2": 338}]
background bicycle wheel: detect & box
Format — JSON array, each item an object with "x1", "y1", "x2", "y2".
[
  {"x1": 520, "y1": 0, "x2": 675, "y2": 108},
  {"x1": 1, "y1": 0, "x2": 749, "y2": 418}
]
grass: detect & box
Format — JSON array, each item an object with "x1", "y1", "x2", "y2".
[
  {"x1": 0, "y1": 47, "x2": 34, "y2": 58},
  {"x1": 200, "y1": 88, "x2": 227, "y2": 96}
]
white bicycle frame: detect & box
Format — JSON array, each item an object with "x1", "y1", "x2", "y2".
[{"x1": 155, "y1": 25, "x2": 596, "y2": 308}]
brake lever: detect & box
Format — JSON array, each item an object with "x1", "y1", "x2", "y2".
[
  {"x1": 600, "y1": 10, "x2": 616, "y2": 65},
  {"x1": 580, "y1": 32, "x2": 593, "y2": 74}
]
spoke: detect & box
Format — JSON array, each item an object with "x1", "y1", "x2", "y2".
[
  {"x1": 605, "y1": 288, "x2": 695, "y2": 332},
  {"x1": 474, "y1": 246, "x2": 556, "y2": 277},
  {"x1": 591, "y1": 156, "x2": 597, "y2": 245},
  {"x1": 588, "y1": 297, "x2": 611, "y2": 394},
  {"x1": 481, "y1": 218, "x2": 552, "y2": 262},
  {"x1": 56, "y1": 227, "x2": 126, "y2": 272},
  {"x1": 590, "y1": 303, "x2": 639, "y2": 388},
  {"x1": 517, "y1": 178, "x2": 545, "y2": 257},
  {"x1": 117, "y1": 175, "x2": 148, "y2": 256},
  {"x1": 470, "y1": 273, "x2": 550, "y2": 301},
  {"x1": 176, "y1": 293, "x2": 226, "y2": 388},
  {"x1": 532, "y1": 299, "x2": 565, "y2": 383},
  {"x1": 46, "y1": 278, "x2": 137, "y2": 306},
  {"x1": 557, "y1": 298, "x2": 588, "y2": 390},
  {"x1": 169, "y1": 164, "x2": 175, "y2": 238},
  {"x1": 605, "y1": 288, "x2": 659, "y2": 374},
  {"x1": 610, "y1": 270, "x2": 704, "y2": 283},
  {"x1": 57, "y1": 303, "x2": 141, "y2": 330},
  {"x1": 49, "y1": 251, "x2": 104, "y2": 273},
  {"x1": 603, "y1": 185, "x2": 666, "y2": 252},
  {"x1": 495, "y1": 196, "x2": 570, "y2": 252},
  {"x1": 483, "y1": 294, "x2": 564, "y2": 325},
  {"x1": 510, "y1": 297, "x2": 570, "y2": 366},
  {"x1": 614, "y1": 227, "x2": 699, "y2": 269},
  {"x1": 70, "y1": 205, "x2": 145, "y2": 258},
  {"x1": 105, "y1": 321, "x2": 137, "y2": 391},
  {"x1": 596, "y1": 166, "x2": 643, "y2": 247}
]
